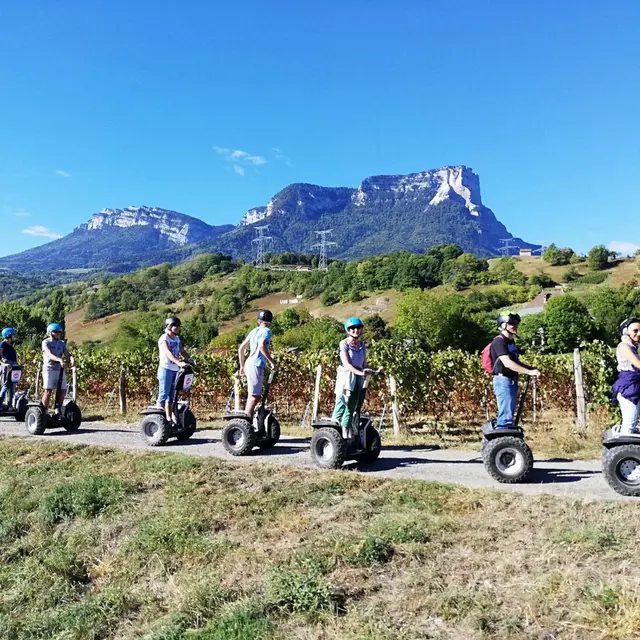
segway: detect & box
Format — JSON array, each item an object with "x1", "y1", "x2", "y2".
[
  {"x1": 602, "y1": 426, "x2": 640, "y2": 496},
  {"x1": 310, "y1": 369, "x2": 383, "y2": 470},
  {"x1": 139, "y1": 362, "x2": 197, "y2": 446},
  {"x1": 221, "y1": 369, "x2": 280, "y2": 456},
  {"x1": 0, "y1": 364, "x2": 28, "y2": 422},
  {"x1": 24, "y1": 365, "x2": 82, "y2": 435},
  {"x1": 481, "y1": 377, "x2": 534, "y2": 483}
]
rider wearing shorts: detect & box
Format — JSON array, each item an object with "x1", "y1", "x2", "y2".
[
  {"x1": 238, "y1": 310, "x2": 275, "y2": 417},
  {"x1": 41, "y1": 323, "x2": 73, "y2": 412}
]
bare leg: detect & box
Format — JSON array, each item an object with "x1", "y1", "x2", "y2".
[
  {"x1": 165, "y1": 401, "x2": 173, "y2": 422},
  {"x1": 55, "y1": 390, "x2": 66, "y2": 411},
  {"x1": 245, "y1": 395, "x2": 260, "y2": 416},
  {"x1": 42, "y1": 390, "x2": 52, "y2": 410}
]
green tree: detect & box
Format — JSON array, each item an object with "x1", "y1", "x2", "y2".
[
  {"x1": 585, "y1": 286, "x2": 635, "y2": 344},
  {"x1": 491, "y1": 258, "x2": 527, "y2": 286},
  {"x1": 542, "y1": 244, "x2": 575, "y2": 266},
  {"x1": 49, "y1": 289, "x2": 66, "y2": 328},
  {"x1": 586, "y1": 244, "x2": 614, "y2": 271},
  {"x1": 528, "y1": 271, "x2": 556, "y2": 288},
  {"x1": 540, "y1": 295, "x2": 598, "y2": 353},
  {"x1": 396, "y1": 290, "x2": 491, "y2": 351}
]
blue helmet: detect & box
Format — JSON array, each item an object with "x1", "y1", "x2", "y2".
[
  {"x1": 1, "y1": 328, "x2": 16, "y2": 339},
  {"x1": 344, "y1": 317, "x2": 364, "y2": 331},
  {"x1": 47, "y1": 323, "x2": 64, "y2": 335}
]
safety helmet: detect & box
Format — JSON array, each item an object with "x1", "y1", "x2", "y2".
[
  {"x1": 164, "y1": 316, "x2": 182, "y2": 330},
  {"x1": 344, "y1": 317, "x2": 364, "y2": 331},
  {"x1": 1, "y1": 328, "x2": 16, "y2": 339},
  {"x1": 497, "y1": 313, "x2": 521, "y2": 330},
  {"x1": 620, "y1": 318, "x2": 640, "y2": 335},
  {"x1": 257, "y1": 310, "x2": 273, "y2": 323},
  {"x1": 47, "y1": 323, "x2": 64, "y2": 334}
]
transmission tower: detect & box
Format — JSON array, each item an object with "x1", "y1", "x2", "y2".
[
  {"x1": 499, "y1": 238, "x2": 517, "y2": 257},
  {"x1": 252, "y1": 225, "x2": 272, "y2": 268},
  {"x1": 532, "y1": 240, "x2": 549, "y2": 256},
  {"x1": 312, "y1": 229, "x2": 337, "y2": 271}
]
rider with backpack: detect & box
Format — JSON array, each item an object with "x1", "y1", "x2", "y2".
[{"x1": 482, "y1": 313, "x2": 540, "y2": 428}]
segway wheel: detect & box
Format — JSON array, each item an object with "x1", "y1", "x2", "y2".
[
  {"x1": 355, "y1": 427, "x2": 382, "y2": 464},
  {"x1": 175, "y1": 409, "x2": 197, "y2": 441},
  {"x1": 483, "y1": 436, "x2": 533, "y2": 484},
  {"x1": 25, "y1": 407, "x2": 46, "y2": 435},
  {"x1": 603, "y1": 445, "x2": 640, "y2": 496},
  {"x1": 62, "y1": 403, "x2": 82, "y2": 431},
  {"x1": 257, "y1": 417, "x2": 281, "y2": 449},
  {"x1": 140, "y1": 414, "x2": 171, "y2": 447},
  {"x1": 14, "y1": 397, "x2": 27, "y2": 422},
  {"x1": 222, "y1": 419, "x2": 256, "y2": 456},
  {"x1": 311, "y1": 427, "x2": 347, "y2": 469}
]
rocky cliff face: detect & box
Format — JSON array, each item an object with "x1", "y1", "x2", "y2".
[
  {"x1": 81, "y1": 205, "x2": 224, "y2": 246},
  {"x1": 231, "y1": 166, "x2": 533, "y2": 258}
]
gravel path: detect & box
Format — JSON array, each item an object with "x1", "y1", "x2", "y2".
[{"x1": 0, "y1": 419, "x2": 621, "y2": 501}]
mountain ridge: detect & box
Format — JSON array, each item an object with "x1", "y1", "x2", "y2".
[{"x1": 0, "y1": 165, "x2": 537, "y2": 272}]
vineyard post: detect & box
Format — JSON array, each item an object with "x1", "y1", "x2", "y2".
[
  {"x1": 389, "y1": 375, "x2": 400, "y2": 436},
  {"x1": 532, "y1": 375, "x2": 537, "y2": 423},
  {"x1": 312, "y1": 364, "x2": 322, "y2": 423},
  {"x1": 119, "y1": 365, "x2": 127, "y2": 415},
  {"x1": 234, "y1": 374, "x2": 240, "y2": 412},
  {"x1": 573, "y1": 348, "x2": 587, "y2": 429}
]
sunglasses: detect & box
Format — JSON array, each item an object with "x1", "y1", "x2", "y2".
[{"x1": 348, "y1": 326, "x2": 363, "y2": 331}]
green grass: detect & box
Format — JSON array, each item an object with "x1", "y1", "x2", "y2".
[{"x1": 2, "y1": 437, "x2": 640, "y2": 639}]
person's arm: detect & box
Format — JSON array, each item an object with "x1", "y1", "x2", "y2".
[
  {"x1": 0, "y1": 344, "x2": 4, "y2": 363},
  {"x1": 620, "y1": 343, "x2": 640, "y2": 370},
  {"x1": 259, "y1": 339, "x2": 276, "y2": 369},
  {"x1": 179, "y1": 341, "x2": 189, "y2": 361},
  {"x1": 499, "y1": 356, "x2": 540, "y2": 376},
  {"x1": 160, "y1": 337, "x2": 185, "y2": 367},
  {"x1": 238, "y1": 337, "x2": 250, "y2": 375},
  {"x1": 64, "y1": 345, "x2": 75, "y2": 368},
  {"x1": 43, "y1": 343, "x2": 66, "y2": 366}
]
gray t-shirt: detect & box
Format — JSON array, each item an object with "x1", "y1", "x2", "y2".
[
  {"x1": 42, "y1": 338, "x2": 66, "y2": 370},
  {"x1": 339, "y1": 339, "x2": 366, "y2": 370}
]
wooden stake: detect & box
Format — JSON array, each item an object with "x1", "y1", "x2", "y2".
[
  {"x1": 573, "y1": 348, "x2": 587, "y2": 429},
  {"x1": 118, "y1": 366, "x2": 127, "y2": 415},
  {"x1": 312, "y1": 364, "x2": 322, "y2": 423},
  {"x1": 389, "y1": 375, "x2": 400, "y2": 436}
]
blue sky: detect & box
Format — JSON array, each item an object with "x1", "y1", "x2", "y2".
[{"x1": 1, "y1": 0, "x2": 639, "y2": 257}]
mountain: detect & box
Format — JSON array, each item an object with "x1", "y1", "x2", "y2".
[
  {"x1": 0, "y1": 166, "x2": 536, "y2": 273},
  {"x1": 0, "y1": 206, "x2": 233, "y2": 272},
  {"x1": 201, "y1": 166, "x2": 535, "y2": 259}
]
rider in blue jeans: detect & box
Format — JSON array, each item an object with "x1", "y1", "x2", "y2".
[
  {"x1": 490, "y1": 313, "x2": 540, "y2": 427},
  {"x1": 157, "y1": 316, "x2": 189, "y2": 424}
]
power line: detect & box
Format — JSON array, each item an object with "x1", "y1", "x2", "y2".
[
  {"x1": 532, "y1": 240, "x2": 549, "y2": 255},
  {"x1": 312, "y1": 229, "x2": 337, "y2": 271},
  {"x1": 252, "y1": 225, "x2": 273, "y2": 268}
]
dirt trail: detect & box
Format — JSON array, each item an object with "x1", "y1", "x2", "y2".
[{"x1": 0, "y1": 419, "x2": 620, "y2": 501}]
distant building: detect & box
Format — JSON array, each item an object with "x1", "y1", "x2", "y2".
[{"x1": 519, "y1": 248, "x2": 533, "y2": 257}]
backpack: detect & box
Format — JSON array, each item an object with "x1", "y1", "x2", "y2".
[
  {"x1": 481, "y1": 335, "x2": 504, "y2": 373},
  {"x1": 481, "y1": 343, "x2": 494, "y2": 373}
]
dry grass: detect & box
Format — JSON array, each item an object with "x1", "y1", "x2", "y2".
[
  {"x1": 65, "y1": 308, "x2": 137, "y2": 344},
  {"x1": 2, "y1": 438, "x2": 640, "y2": 639}
]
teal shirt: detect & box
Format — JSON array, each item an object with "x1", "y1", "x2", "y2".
[{"x1": 247, "y1": 326, "x2": 272, "y2": 368}]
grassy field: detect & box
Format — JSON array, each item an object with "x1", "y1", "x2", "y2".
[{"x1": 2, "y1": 438, "x2": 640, "y2": 639}]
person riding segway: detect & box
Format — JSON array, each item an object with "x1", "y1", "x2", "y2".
[
  {"x1": 24, "y1": 323, "x2": 82, "y2": 434},
  {"x1": 221, "y1": 310, "x2": 281, "y2": 455},
  {"x1": 310, "y1": 317, "x2": 384, "y2": 469},
  {"x1": 602, "y1": 318, "x2": 640, "y2": 495},
  {"x1": 480, "y1": 313, "x2": 540, "y2": 483},
  {"x1": 139, "y1": 316, "x2": 197, "y2": 446},
  {"x1": 0, "y1": 328, "x2": 28, "y2": 421}
]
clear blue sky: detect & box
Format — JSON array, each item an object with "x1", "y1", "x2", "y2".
[{"x1": 1, "y1": 0, "x2": 639, "y2": 257}]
